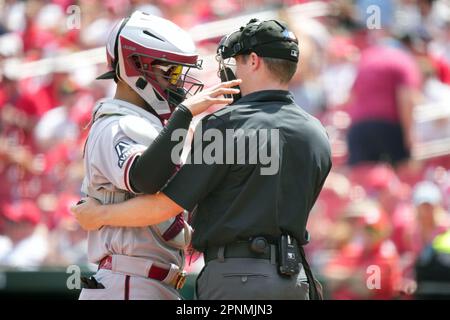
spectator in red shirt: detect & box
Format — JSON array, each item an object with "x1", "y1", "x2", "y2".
[{"x1": 346, "y1": 42, "x2": 422, "y2": 166}]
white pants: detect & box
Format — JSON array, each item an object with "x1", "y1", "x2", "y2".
[{"x1": 79, "y1": 269, "x2": 181, "y2": 300}]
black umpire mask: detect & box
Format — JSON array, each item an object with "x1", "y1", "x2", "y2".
[
  {"x1": 216, "y1": 30, "x2": 243, "y2": 103},
  {"x1": 216, "y1": 56, "x2": 242, "y2": 103}
]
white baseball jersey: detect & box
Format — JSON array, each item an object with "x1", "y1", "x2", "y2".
[{"x1": 81, "y1": 98, "x2": 191, "y2": 268}]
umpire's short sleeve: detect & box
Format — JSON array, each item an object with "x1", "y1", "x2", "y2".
[{"x1": 161, "y1": 116, "x2": 229, "y2": 211}]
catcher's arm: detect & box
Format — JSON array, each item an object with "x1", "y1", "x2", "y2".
[{"x1": 129, "y1": 79, "x2": 241, "y2": 194}]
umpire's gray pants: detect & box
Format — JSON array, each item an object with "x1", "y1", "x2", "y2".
[{"x1": 196, "y1": 258, "x2": 310, "y2": 300}]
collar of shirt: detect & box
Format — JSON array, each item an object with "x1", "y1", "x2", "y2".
[
  {"x1": 93, "y1": 98, "x2": 162, "y2": 126},
  {"x1": 234, "y1": 90, "x2": 295, "y2": 105}
]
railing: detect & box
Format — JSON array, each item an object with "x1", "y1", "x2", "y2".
[{"x1": 412, "y1": 102, "x2": 450, "y2": 160}]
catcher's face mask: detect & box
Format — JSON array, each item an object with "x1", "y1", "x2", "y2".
[{"x1": 128, "y1": 53, "x2": 204, "y2": 110}]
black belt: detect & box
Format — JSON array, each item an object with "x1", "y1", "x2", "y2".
[
  {"x1": 204, "y1": 239, "x2": 278, "y2": 263},
  {"x1": 204, "y1": 238, "x2": 322, "y2": 300}
]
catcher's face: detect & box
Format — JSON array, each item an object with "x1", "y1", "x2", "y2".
[{"x1": 152, "y1": 63, "x2": 184, "y2": 91}]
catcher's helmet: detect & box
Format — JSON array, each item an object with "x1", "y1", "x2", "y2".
[{"x1": 97, "y1": 11, "x2": 204, "y2": 119}]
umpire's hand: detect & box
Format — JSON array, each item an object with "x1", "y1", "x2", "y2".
[
  {"x1": 182, "y1": 79, "x2": 241, "y2": 116},
  {"x1": 71, "y1": 197, "x2": 104, "y2": 231}
]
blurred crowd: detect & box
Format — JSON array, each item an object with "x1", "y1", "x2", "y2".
[
  {"x1": 0, "y1": 0, "x2": 449, "y2": 299},
  {"x1": 293, "y1": 0, "x2": 450, "y2": 299}
]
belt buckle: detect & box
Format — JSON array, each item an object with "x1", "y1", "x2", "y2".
[{"x1": 173, "y1": 271, "x2": 187, "y2": 290}]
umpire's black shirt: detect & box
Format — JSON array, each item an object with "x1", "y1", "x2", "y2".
[{"x1": 162, "y1": 90, "x2": 332, "y2": 251}]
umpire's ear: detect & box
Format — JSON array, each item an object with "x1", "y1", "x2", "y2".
[{"x1": 249, "y1": 52, "x2": 261, "y2": 71}]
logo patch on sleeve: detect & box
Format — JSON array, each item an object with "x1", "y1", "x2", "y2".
[{"x1": 115, "y1": 141, "x2": 134, "y2": 168}]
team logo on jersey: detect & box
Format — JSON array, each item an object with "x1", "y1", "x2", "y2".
[{"x1": 115, "y1": 141, "x2": 134, "y2": 168}]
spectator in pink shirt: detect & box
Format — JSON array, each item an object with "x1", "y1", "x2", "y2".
[{"x1": 347, "y1": 43, "x2": 422, "y2": 166}]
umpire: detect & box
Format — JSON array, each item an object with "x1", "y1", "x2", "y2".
[{"x1": 72, "y1": 18, "x2": 332, "y2": 300}]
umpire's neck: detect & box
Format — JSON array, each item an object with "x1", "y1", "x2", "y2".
[{"x1": 114, "y1": 80, "x2": 147, "y2": 109}]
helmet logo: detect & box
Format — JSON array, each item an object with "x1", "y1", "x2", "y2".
[{"x1": 123, "y1": 45, "x2": 136, "y2": 51}]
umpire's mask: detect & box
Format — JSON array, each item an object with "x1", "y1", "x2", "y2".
[
  {"x1": 216, "y1": 18, "x2": 299, "y2": 102},
  {"x1": 216, "y1": 30, "x2": 243, "y2": 103}
]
